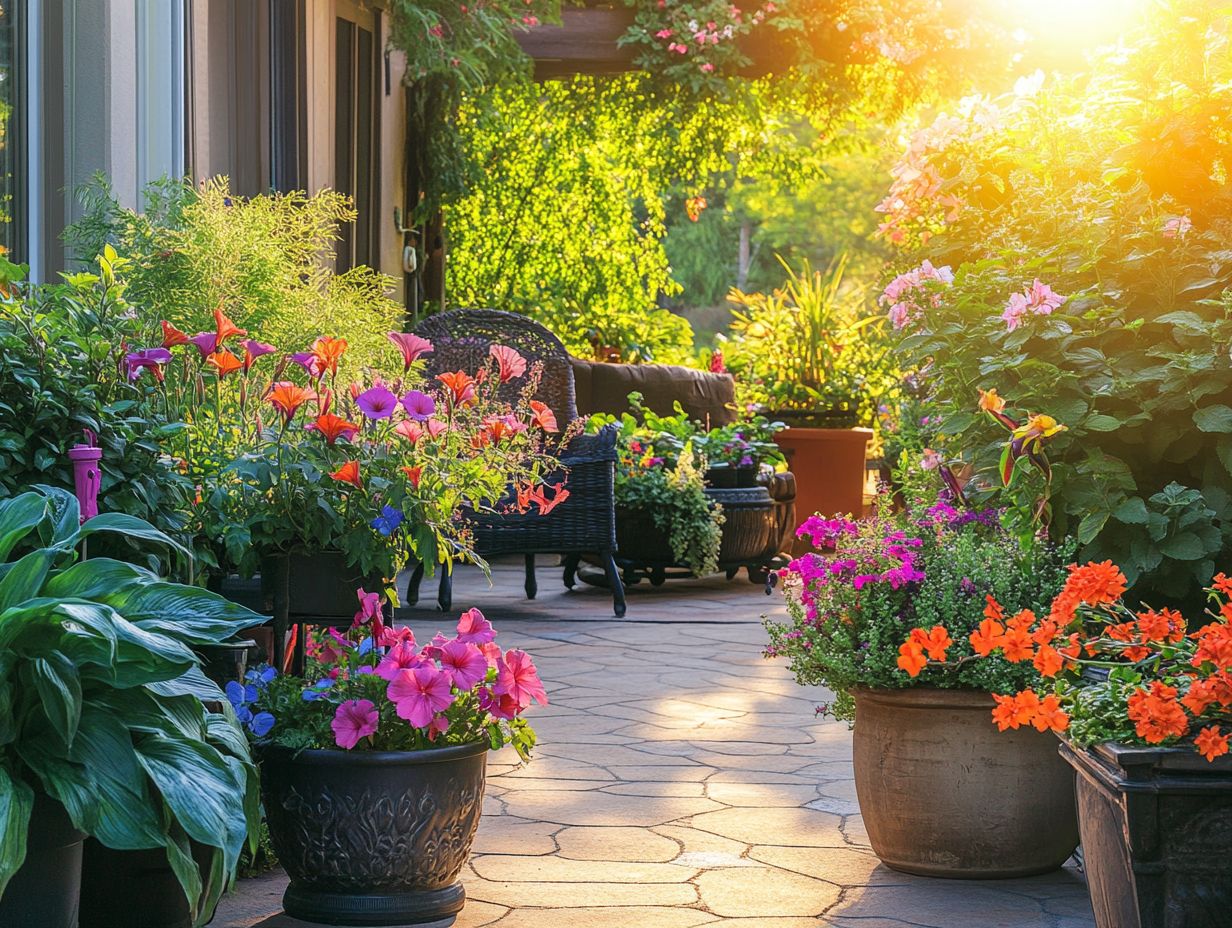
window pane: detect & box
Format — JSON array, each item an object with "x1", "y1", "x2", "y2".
[
  {"x1": 354, "y1": 25, "x2": 372, "y2": 268},
  {"x1": 0, "y1": 1, "x2": 21, "y2": 259},
  {"x1": 334, "y1": 18, "x2": 354, "y2": 272}
]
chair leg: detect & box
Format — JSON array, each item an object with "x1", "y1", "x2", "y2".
[
  {"x1": 438, "y1": 566, "x2": 453, "y2": 613},
  {"x1": 562, "y1": 554, "x2": 580, "y2": 589},
  {"x1": 602, "y1": 551, "x2": 627, "y2": 618},
  {"x1": 524, "y1": 554, "x2": 538, "y2": 600},
  {"x1": 406, "y1": 561, "x2": 425, "y2": 606}
]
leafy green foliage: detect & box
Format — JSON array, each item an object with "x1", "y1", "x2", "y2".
[
  {"x1": 884, "y1": 3, "x2": 1232, "y2": 606},
  {"x1": 67, "y1": 177, "x2": 404, "y2": 378},
  {"x1": 0, "y1": 488, "x2": 266, "y2": 924}
]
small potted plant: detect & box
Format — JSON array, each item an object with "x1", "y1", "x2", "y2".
[
  {"x1": 0, "y1": 488, "x2": 266, "y2": 928},
  {"x1": 241, "y1": 593, "x2": 544, "y2": 926},
  {"x1": 765, "y1": 464, "x2": 1079, "y2": 878},
  {"x1": 905, "y1": 561, "x2": 1232, "y2": 927},
  {"x1": 725, "y1": 255, "x2": 893, "y2": 529}
]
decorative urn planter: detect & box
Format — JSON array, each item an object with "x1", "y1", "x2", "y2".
[
  {"x1": 852, "y1": 687, "x2": 1079, "y2": 878},
  {"x1": 773, "y1": 428, "x2": 872, "y2": 546},
  {"x1": 1061, "y1": 739, "x2": 1232, "y2": 928},
  {"x1": 258, "y1": 741, "x2": 488, "y2": 926}
]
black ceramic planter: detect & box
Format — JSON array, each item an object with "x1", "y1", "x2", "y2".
[
  {"x1": 705, "y1": 465, "x2": 737, "y2": 489},
  {"x1": 0, "y1": 793, "x2": 85, "y2": 928},
  {"x1": 259, "y1": 741, "x2": 488, "y2": 926},
  {"x1": 735, "y1": 465, "x2": 758, "y2": 488},
  {"x1": 79, "y1": 841, "x2": 216, "y2": 928},
  {"x1": 1061, "y1": 739, "x2": 1232, "y2": 928},
  {"x1": 264, "y1": 551, "x2": 385, "y2": 618}
]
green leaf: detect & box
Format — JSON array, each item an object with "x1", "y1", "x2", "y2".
[
  {"x1": 1077, "y1": 510, "x2": 1109, "y2": 545},
  {"x1": 1194, "y1": 404, "x2": 1232, "y2": 433},
  {"x1": 0, "y1": 550, "x2": 53, "y2": 611},
  {"x1": 1083, "y1": 414, "x2": 1121, "y2": 432},
  {"x1": 75, "y1": 514, "x2": 190, "y2": 558},
  {"x1": 0, "y1": 766, "x2": 32, "y2": 896},
  {"x1": 1112, "y1": 497, "x2": 1149, "y2": 525},
  {"x1": 44, "y1": 558, "x2": 158, "y2": 601},
  {"x1": 101, "y1": 583, "x2": 267, "y2": 646},
  {"x1": 0, "y1": 493, "x2": 49, "y2": 561},
  {"x1": 1159, "y1": 532, "x2": 1206, "y2": 561},
  {"x1": 29, "y1": 653, "x2": 82, "y2": 747}
]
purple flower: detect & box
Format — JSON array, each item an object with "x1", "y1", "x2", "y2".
[
  {"x1": 400, "y1": 389, "x2": 436, "y2": 421},
  {"x1": 125, "y1": 347, "x2": 172, "y2": 382},
  {"x1": 289, "y1": 351, "x2": 322, "y2": 379},
  {"x1": 241, "y1": 339, "x2": 276, "y2": 373},
  {"x1": 187, "y1": 332, "x2": 217, "y2": 357},
  {"x1": 356, "y1": 385, "x2": 399, "y2": 420}
]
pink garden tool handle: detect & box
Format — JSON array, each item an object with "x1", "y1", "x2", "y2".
[{"x1": 67, "y1": 429, "x2": 102, "y2": 523}]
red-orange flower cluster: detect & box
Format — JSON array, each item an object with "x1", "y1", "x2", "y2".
[{"x1": 991, "y1": 690, "x2": 1069, "y2": 733}]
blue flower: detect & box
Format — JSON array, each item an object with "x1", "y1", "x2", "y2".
[
  {"x1": 245, "y1": 665, "x2": 277, "y2": 687},
  {"x1": 248, "y1": 712, "x2": 275, "y2": 737},
  {"x1": 357, "y1": 637, "x2": 375, "y2": 656},
  {"x1": 370, "y1": 504, "x2": 405, "y2": 537},
  {"x1": 301, "y1": 679, "x2": 334, "y2": 701},
  {"x1": 225, "y1": 680, "x2": 247, "y2": 708}
]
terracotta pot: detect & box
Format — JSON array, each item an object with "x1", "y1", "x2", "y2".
[
  {"x1": 773, "y1": 428, "x2": 872, "y2": 542},
  {"x1": 852, "y1": 687, "x2": 1079, "y2": 878},
  {"x1": 1062, "y1": 739, "x2": 1232, "y2": 928}
]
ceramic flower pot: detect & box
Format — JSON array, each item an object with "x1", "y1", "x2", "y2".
[
  {"x1": 79, "y1": 840, "x2": 215, "y2": 928},
  {"x1": 263, "y1": 551, "x2": 385, "y2": 618},
  {"x1": 0, "y1": 793, "x2": 85, "y2": 928},
  {"x1": 258, "y1": 740, "x2": 488, "y2": 926},
  {"x1": 705, "y1": 486, "x2": 778, "y2": 567},
  {"x1": 1061, "y1": 739, "x2": 1232, "y2": 928},
  {"x1": 772, "y1": 428, "x2": 872, "y2": 549},
  {"x1": 705, "y1": 465, "x2": 738, "y2": 489},
  {"x1": 852, "y1": 687, "x2": 1079, "y2": 878}
]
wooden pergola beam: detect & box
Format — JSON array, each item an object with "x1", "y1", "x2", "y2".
[{"x1": 516, "y1": 6, "x2": 638, "y2": 78}]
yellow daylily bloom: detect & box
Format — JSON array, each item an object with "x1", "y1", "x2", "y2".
[
  {"x1": 1013, "y1": 414, "x2": 1067, "y2": 443},
  {"x1": 978, "y1": 388, "x2": 1006, "y2": 414}
]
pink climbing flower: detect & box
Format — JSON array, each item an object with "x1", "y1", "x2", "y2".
[
  {"x1": 489, "y1": 344, "x2": 528, "y2": 382},
  {"x1": 387, "y1": 666, "x2": 455, "y2": 728},
  {"x1": 387, "y1": 332, "x2": 434, "y2": 371},
  {"x1": 495, "y1": 649, "x2": 548, "y2": 709},
  {"x1": 331, "y1": 699, "x2": 379, "y2": 749}
]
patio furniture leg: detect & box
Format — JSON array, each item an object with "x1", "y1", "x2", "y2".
[
  {"x1": 562, "y1": 553, "x2": 580, "y2": 589},
  {"x1": 603, "y1": 551, "x2": 627, "y2": 617},
  {"x1": 524, "y1": 554, "x2": 537, "y2": 600},
  {"x1": 406, "y1": 561, "x2": 425, "y2": 606},
  {"x1": 437, "y1": 567, "x2": 453, "y2": 612}
]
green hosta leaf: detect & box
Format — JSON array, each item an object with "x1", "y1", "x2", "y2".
[
  {"x1": 29, "y1": 653, "x2": 82, "y2": 747},
  {"x1": 74, "y1": 514, "x2": 190, "y2": 558},
  {"x1": 102, "y1": 582, "x2": 267, "y2": 646},
  {"x1": 45, "y1": 558, "x2": 158, "y2": 601},
  {"x1": 66, "y1": 709, "x2": 164, "y2": 850},
  {"x1": 1194, "y1": 404, "x2": 1232, "y2": 433},
  {"x1": 0, "y1": 766, "x2": 32, "y2": 896},
  {"x1": 0, "y1": 493, "x2": 49, "y2": 561},
  {"x1": 1159, "y1": 532, "x2": 1206, "y2": 561},
  {"x1": 0, "y1": 550, "x2": 53, "y2": 612},
  {"x1": 1112, "y1": 497, "x2": 1149, "y2": 525}
]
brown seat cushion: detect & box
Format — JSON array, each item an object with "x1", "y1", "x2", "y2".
[{"x1": 570, "y1": 357, "x2": 737, "y2": 426}]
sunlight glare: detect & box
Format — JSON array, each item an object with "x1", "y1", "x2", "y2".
[{"x1": 1001, "y1": 0, "x2": 1148, "y2": 43}]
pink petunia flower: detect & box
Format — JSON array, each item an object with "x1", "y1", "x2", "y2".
[
  {"x1": 495, "y1": 649, "x2": 548, "y2": 709},
  {"x1": 479, "y1": 686, "x2": 521, "y2": 721},
  {"x1": 401, "y1": 390, "x2": 436, "y2": 421},
  {"x1": 438, "y1": 639, "x2": 488, "y2": 691},
  {"x1": 395, "y1": 420, "x2": 424, "y2": 443},
  {"x1": 387, "y1": 666, "x2": 455, "y2": 728},
  {"x1": 425, "y1": 418, "x2": 449, "y2": 439},
  {"x1": 388, "y1": 332, "x2": 434, "y2": 371},
  {"x1": 356, "y1": 385, "x2": 399, "y2": 420},
  {"x1": 456, "y1": 607, "x2": 496, "y2": 645},
  {"x1": 376, "y1": 640, "x2": 424, "y2": 681},
  {"x1": 489, "y1": 344, "x2": 528, "y2": 383},
  {"x1": 331, "y1": 699, "x2": 379, "y2": 749}
]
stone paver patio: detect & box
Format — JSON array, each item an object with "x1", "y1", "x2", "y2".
[{"x1": 214, "y1": 559, "x2": 1095, "y2": 928}]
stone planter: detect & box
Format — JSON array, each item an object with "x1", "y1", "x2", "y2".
[
  {"x1": 773, "y1": 428, "x2": 872, "y2": 548},
  {"x1": 0, "y1": 793, "x2": 85, "y2": 928},
  {"x1": 852, "y1": 687, "x2": 1079, "y2": 878},
  {"x1": 258, "y1": 741, "x2": 488, "y2": 926},
  {"x1": 1061, "y1": 739, "x2": 1232, "y2": 928}
]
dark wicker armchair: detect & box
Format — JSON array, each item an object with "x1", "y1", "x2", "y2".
[{"x1": 404, "y1": 309, "x2": 625, "y2": 616}]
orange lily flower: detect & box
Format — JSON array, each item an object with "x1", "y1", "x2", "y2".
[
  {"x1": 161, "y1": 320, "x2": 190, "y2": 348},
  {"x1": 311, "y1": 336, "x2": 348, "y2": 378},
  {"x1": 401, "y1": 465, "x2": 422, "y2": 489},
  {"x1": 213, "y1": 305, "x2": 247, "y2": 345},
  {"x1": 207, "y1": 349, "x2": 244, "y2": 377},
  {"x1": 268, "y1": 381, "x2": 316, "y2": 424},
  {"x1": 311, "y1": 413, "x2": 359, "y2": 445},
  {"x1": 330, "y1": 460, "x2": 363, "y2": 489},
  {"x1": 437, "y1": 371, "x2": 477, "y2": 407}
]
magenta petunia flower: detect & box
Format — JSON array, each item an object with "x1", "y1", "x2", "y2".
[
  {"x1": 289, "y1": 351, "x2": 322, "y2": 379},
  {"x1": 489, "y1": 344, "x2": 528, "y2": 382},
  {"x1": 388, "y1": 332, "x2": 434, "y2": 371},
  {"x1": 456, "y1": 607, "x2": 495, "y2": 645},
  {"x1": 401, "y1": 389, "x2": 436, "y2": 422},
  {"x1": 188, "y1": 332, "x2": 218, "y2": 357},
  {"x1": 494, "y1": 649, "x2": 548, "y2": 710},
  {"x1": 438, "y1": 639, "x2": 488, "y2": 691},
  {"x1": 125, "y1": 347, "x2": 172, "y2": 382},
  {"x1": 331, "y1": 699, "x2": 379, "y2": 749},
  {"x1": 241, "y1": 339, "x2": 276, "y2": 373},
  {"x1": 387, "y1": 666, "x2": 455, "y2": 728},
  {"x1": 375, "y1": 640, "x2": 422, "y2": 681},
  {"x1": 356, "y1": 385, "x2": 399, "y2": 420}
]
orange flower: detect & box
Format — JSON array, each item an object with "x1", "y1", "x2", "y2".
[
  {"x1": 983, "y1": 595, "x2": 1004, "y2": 623},
  {"x1": 311, "y1": 336, "x2": 348, "y2": 378},
  {"x1": 1214, "y1": 572, "x2": 1232, "y2": 597},
  {"x1": 206, "y1": 349, "x2": 244, "y2": 377},
  {"x1": 268, "y1": 382, "x2": 316, "y2": 423},
  {"x1": 969, "y1": 617, "x2": 1005, "y2": 657},
  {"x1": 1006, "y1": 609, "x2": 1036, "y2": 634},
  {"x1": 910, "y1": 625, "x2": 952, "y2": 661},
  {"x1": 437, "y1": 371, "x2": 477, "y2": 407},
  {"x1": 311, "y1": 413, "x2": 359, "y2": 445},
  {"x1": 213, "y1": 305, "x2": 247, "y2": 345},
  {"x1": 991, "y1": 693, "x2": 1018, "y2": 731},
  {"x1": 1032, "y1": 644, "x2": 1064, "y2": 678},
  {"x1": 1182, "y1": 679, "x2": 1217, "y2": 716},
  {"x1": 1031, "y1": 620, "x2": 1059, "y2": 647},
  {"x1": 527, "y1": 482, "x2": 570, "y2": 515},
  {"x1": 1195, "y1": 725, "x2": 1229, "y2": 762},
  {"x1": 896, "y1": 641, "x2": 927, "y2": 677},
  {"x1": 978, "y1": 388, "x2": 1006, "y2": 414},
  {"x1": 1062, "y1": 560, "x2": 1127, "y2": 607},
  {"x1": 1127, "y1": 681, "x2": 1189, "y2": 744},
  {"x1": 1031, "y1": 694, "x2": 1069, "y2": 733},
  {"x1": 529, "y1": 400, "x2": 559, "y2": 433},
  {"x1": 401, "y1": 465, "x2": 422, "y2": 489},
  {"x1": 991, "y1": 690, "x2": 1041, "y2": 731},
  {"x1": 330, "y1": 460, "x2": 362, "y2": 489},
  {"x1": 1136, "y1": 609, "x2": 1172, "y2": 641},
  {"x1": 1000, "y1": 628, "x2": 1035, "y2": 663},
  {"x1": 161, "y1": 320, "x2": 190, "y2": 348}
]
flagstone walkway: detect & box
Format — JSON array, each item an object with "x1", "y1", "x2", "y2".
[{"x1": 214, "y1": 560, "x2": 1096, "y2": 928}]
